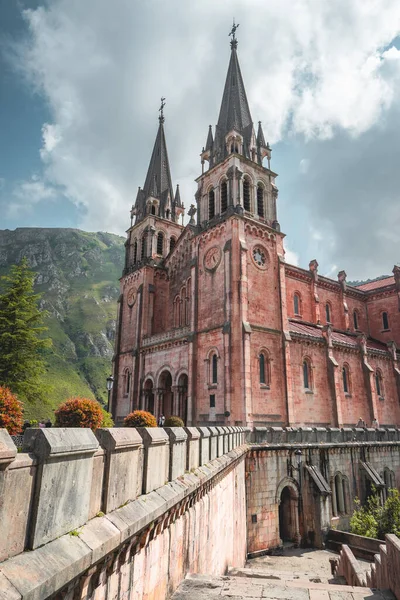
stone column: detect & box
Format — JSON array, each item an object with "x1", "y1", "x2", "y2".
[
  {"x1": 235, "y1": 167, "x2": 243, "y2": 207},
  {"x1": 227, "y1": 166, "x2": 235, "y2": 208},
  {"x1": 331, "y1": 478, "x2": 338, "y2": 516}
]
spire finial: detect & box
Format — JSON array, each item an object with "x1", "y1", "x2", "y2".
[
  {"x1": 229, "y1": 19, "x2": 239, "y2": 49},
  {"x1": 159, "y1": 97, "x2": 166, "y2": 123}
]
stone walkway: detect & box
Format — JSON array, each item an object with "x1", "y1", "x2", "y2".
[{"x1": 172, "y1": 548, "x2": 395, "y2": 599}]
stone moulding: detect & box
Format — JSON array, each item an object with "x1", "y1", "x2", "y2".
[{"x1": 0, "y1": 445, "x2": 248, "y2": 600}]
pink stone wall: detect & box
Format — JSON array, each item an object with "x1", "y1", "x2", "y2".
[{"x1": 106, "y1": 458, "x2": 247, "y2": 600}]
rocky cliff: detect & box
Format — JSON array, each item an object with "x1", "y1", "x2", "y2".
[{"x1": 0, "y1": 228, "x2": 125, "y2": 419}]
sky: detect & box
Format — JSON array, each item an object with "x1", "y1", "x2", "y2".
[{"x1": 1, "y1": 0, "x2": 400, "y2": 280}]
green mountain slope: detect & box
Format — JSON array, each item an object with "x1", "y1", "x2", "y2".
[{"x1": 0, "y1": 228, "x2": 125, "y2": 420}]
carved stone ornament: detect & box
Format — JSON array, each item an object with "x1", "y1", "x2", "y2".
[
  {"x1": 127, "y1": 287, "x2": 137, "y2": 307},
  {"x1": 252, "y1": 245, "x2": 268, "y2": 270},
  {"x1": 204, "y1": 246, "x2": 222, "y2": 271}
]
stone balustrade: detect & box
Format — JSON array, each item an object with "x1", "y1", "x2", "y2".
[
  {"x1": 334, "y1": 534, "x2": 400, "y2": 599},
  {"x1": 0, "y1": 425, "x2": 246, "y2": 565},
  {"x1": 141, "y1": 325, "x2": 190, "y2": 348}
]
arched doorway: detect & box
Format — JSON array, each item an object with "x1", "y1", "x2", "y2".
[
  {"x1": 158, "y1": 370, "x2": 173, "y2": 418},
  {"x1": 278, "y1": 485, "x2": 300, "y2": 545},
  {"x1": 177, "y1": 373, "x2": 188, "y2": 424},
  {"x1": 143, "y1": 379, "x2": 154, "y2": 415}
]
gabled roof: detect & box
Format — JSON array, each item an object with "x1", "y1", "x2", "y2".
[{"x1": 305, "y1": 465, "x2": 331, "y2": 495}]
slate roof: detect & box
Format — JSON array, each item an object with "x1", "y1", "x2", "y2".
[
  {"x1": 134, "y1": 119, "x2": 176, "y2": 224},
  {"x1": 289, "y1": 321, "x2": 324, "y2": 339},
  {"x1": 305, "y1": 465, "x2": 331, "y2": 495},
  {"x1": 289, "y1": 320, "x2": 388, "y2": 353}
]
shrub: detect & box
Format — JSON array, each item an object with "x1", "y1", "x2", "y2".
[
  {"x1": 0, "y1": 386, "x2": 23, "y2": 435},
  {"x1": 124, "y1": 410, "x2": 157, "y2": 428},
  {"x1": 55, "y1": 397, "x2": 104, "y2": 431},
  {"x1": 164, "y1": 415, "x2": 184, "y2": 427},
  {"x1": 101, "y1": 408, "x2": 114, "y2": 428}
]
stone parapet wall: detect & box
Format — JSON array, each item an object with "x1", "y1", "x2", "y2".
[
  {"x1": 251, "y1": 426, "x2": 400, "y2": 445},
  {"x1": 0, "y1": 426, "x2": 247, "y2": 600}
]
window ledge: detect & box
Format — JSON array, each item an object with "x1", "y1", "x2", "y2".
[
  {"x1": 381, "y1": 329, "x2": 391, "y2": 333},
  {"x1": 260, "y1": 384, "x2": 270, "y2": 390},
  {"x1": 304, "y1": 389, "x2": 314, "y2": 394},
  {"x1": 378, "y1": 395, "x2": 385, "y2": 401},
  {"x1": 344, "y1": 393, "x2": 352, "y2": 398},
  {"x1": 208, "y1": 384, "x2": 218, "y2": 390},
  {"x1": 294, "y1": 314, "x2": 302, "y2": 319}
]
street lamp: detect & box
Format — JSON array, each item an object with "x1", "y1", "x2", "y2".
[
  {"x1": 295, "y1": 448, "x2": 302, "y2": 468},
  {"x1": 106, "y1": 375, "x2": 114, "y2": 413}
]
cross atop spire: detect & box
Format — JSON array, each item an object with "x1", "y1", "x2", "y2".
[
  {"x1": 229, "y1": 19, "x2": 239, "y2": 49},
  {"x1": 159, "y1": 97, "x2": 166, "y2": 123}
]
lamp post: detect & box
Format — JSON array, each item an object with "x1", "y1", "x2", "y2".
[{"x1": 106, "y1": 375, "x2": 114, "y2": 413}]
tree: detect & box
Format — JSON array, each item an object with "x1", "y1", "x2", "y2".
[
  {"x1": 350, "y1": 487, "x2": 400, "y2": 540},
  {"x1": 0, "y1": 258, "x2": 51, "y2": 404}
]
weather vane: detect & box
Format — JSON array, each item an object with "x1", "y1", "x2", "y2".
[
  {"x1": 159, "y1": 97, "x2": 166, "y2": 123},
  {"x1": 229, "y1": 19, "x2": 239, "y2": 48}
]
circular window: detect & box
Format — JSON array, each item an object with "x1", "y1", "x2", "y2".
[
  {"x1": 127, "y1": 287, "x2": 137, "y2": 307},
  {"x1": 252, "y1": 245, "x2": 268, "y2": 269}
]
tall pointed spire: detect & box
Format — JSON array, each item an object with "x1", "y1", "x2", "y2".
[
  {"x1": 210, "y1": 24, "x2": 255, "y2": 165},
  {"x1": 133, "y1": 98, "x2": 175, "y2": 224}
]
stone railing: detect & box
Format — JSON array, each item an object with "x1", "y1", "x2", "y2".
[
  {"x1": 252, "y1": 426, "x2": 400, "y2": 445},
  {"x1": 334, "y1": 534, "x2": 400, "y2": 599},
  {"x1": 334, "y1": 544, "x2": 367, "y2": 587},
  {"x1": 0, "y1": 425, "x2": 247, "y2": 599},
  {"x1": 141, "y1": 325, "x2": 191, "y2": 347}
]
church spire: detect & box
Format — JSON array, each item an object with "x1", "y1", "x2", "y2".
[
  {"x1": 133, "y1": 98, "x2": 175, "y2": 225},
  {"x1": 208, "y1": 24, "x2": 256, "y2": 166}
]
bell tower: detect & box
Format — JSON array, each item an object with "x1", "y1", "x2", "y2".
[{"x1": 196, "y1": 24, "x2": 279, "y2": 231}]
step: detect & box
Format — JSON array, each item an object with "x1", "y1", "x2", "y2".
[{"x1": 172, "y1": 573, "x2": 395, "y2": 599}]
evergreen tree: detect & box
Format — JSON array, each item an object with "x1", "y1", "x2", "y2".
[{"x1": 0, "y1": 258, "x2": 51, "y2": 403}]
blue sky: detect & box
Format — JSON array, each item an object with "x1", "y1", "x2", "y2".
[{"x1": 1, "y1": 0, "x2": 400, "y2": 280}]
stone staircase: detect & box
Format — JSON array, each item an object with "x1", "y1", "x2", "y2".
[{"x1": 172, "y1": 571, "x2": 395, "y2": 599}]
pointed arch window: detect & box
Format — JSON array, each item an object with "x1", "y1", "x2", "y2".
[
  {"x1": 353, "y1": 310, "x2": 359, "y2": 330},
  {"x1": 382, "y1": 311, "x2": 389, "y2": 330},
  {"x1": 173, "y1": 295, "x2": 181, "y2": 328},
  {"x1": 124, "y1": 370, "x2": 131, "y2": 396},
  {"x1": 141, "y1": 235, "x2": 146, "y2": 260},
  {"x1": 169, "y1": 237, "x2": 176, "y2": 253},
  {"x1": 151, "y1": 205, "x2": 156, "y2": 215},
  {"x1": 259, "y1": 351, "x2": 271, "y2": 386},
  {"x1": 257, "y1": 184, "x2": 264, "y2": 218},
  {"x1": 303, "y1": 358, "x2": 312, "y2": 390},
  {"x1": 326, "y1": 302, "x2": 332, "y2": 324},
  {"x1": 243, "y1": 177, "x2": 251, "y2": 211},
  {"x1": 156, "y1": 232, "x2": 164, "y2": 255},
  {"x1": 208, "y1": 188, "x2": 215, "y2": 220},
  {"x1": 221, "y1": 180, "x2": 228, "y2": 213},
  {"x1": 212, "y1": 354, "x2": 218, "y2": 384},
  {"x1": 166, "y1": 209, "x2": 170, "y2": 220},
  {"x1": 343, "y1": 364, "x2": 350, "y2": 394},
  {"x1": 133, "y1": 240, "x2": 138, "y2": 264},
  {"x1": 375, "y1": 369, "x2": 384, "y2": 398},
  {"x1": 185, "y1": 278, "x2": 191, "y2": 326},
  {"x1": 294, "y1": 293, "x2": 301, "y2": 316}
]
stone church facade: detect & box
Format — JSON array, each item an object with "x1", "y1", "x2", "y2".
[{"x1": 111, "y1": 33, "x2": 400, "y2": 428}]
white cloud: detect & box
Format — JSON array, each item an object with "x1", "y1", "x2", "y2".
[
  {"x1": 7, "y1": 0, "x2": 400, "y2": 277},
  {"x1": 9, "y1": 175, "x2": 59, "y2": 217},
  {"x1": 284, "y1": 244, "x2": 299, "y2": 267}
]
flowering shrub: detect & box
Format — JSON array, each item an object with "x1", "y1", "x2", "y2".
[
  {"x1": 124, "y1": 410, "x2": 157, "y2": 428},
  {"x1": 55, "y1": 397, "x2": 104, "y2": 431},
  {"x1": 0, "y1": 386, "x2": 24, "y2": 435},
  {"x1": 164, "y1": 415, "x2": 184, "y2": 427}
]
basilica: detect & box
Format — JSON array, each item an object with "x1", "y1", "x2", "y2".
[{"x1": 111, "y1": 31, "x2": 400, "y2": 428}]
